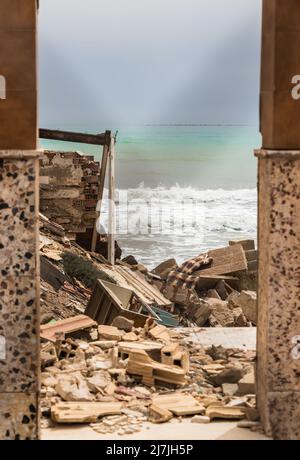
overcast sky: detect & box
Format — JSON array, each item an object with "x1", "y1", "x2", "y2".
[{"x1": 39, "y1": 0, "x2": 262, "y2": 127}]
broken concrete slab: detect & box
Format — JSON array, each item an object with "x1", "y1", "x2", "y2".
[
  {"x1": 148, "y1": 324, "x2": 172, "y2": 343},
  {"x1": 41, "y1": 315, "x2": 97, "y2": 342},
  {"x1": 228, "y1": 291, "x2": 257, "y2": 325},
  {"x1": 98, "y1": 325, "x2": 125, "y2": 341},
  {"x1": 238, "y1": 369, "x2": 256, "y2": 396},
  {"x1": 152, "y1": 259, "x2": 178, "y2": 279},
  {"x1": 149, "y1": 404, "x2": 173, "y2": 423},
  {"x1": 126, "y1": 350, "x2": 186, "y2": 387},
  {"x1": 206, "y1": 405, "x2": 245, "y2": 421},
  {"x1": 222, "y1": 384, "x2": 239, "y2": 397},
  {"x1": 191, "y1": 415, "x2": 210, "y2": 424},
  {"x1": 209, "y1": 368, "x2": 244, "y2": 387},
  {"x1": 86, "y1": 371, "x2": 112, "y2": 392},
  {"x1": 206, "y1": 299, "x2": 234, "y2": 327},
  {"x1": 55, "y1": 373, "x2": 94, "y2": 402},
  {"x1": 51, "y1": 401, "x2": 124, "y2": 423},
  {"x1": 161, "y1": 343, "x2": 190, "y2": 373},
  {"x1": 152, "y1": 393, "x2": 205, "y2": 416},
  {"x1": 185, "y1": 299, "x2": 212, "y2": 327},
  {"x1": 194, "y1": 245, "x2": 247, "y2": 277}
]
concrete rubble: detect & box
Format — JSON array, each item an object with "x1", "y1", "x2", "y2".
[{"x1": 38, "y1": 211, "x2": 261, "y2": 436}]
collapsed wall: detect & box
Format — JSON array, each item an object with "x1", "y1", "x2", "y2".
[{"x1": 40, "y1": 151, "x2": 100, "y2": 236}]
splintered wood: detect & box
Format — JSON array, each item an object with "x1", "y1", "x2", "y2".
[{"x1": 99, "y1": 264, "x2": 172, "y2": 308}]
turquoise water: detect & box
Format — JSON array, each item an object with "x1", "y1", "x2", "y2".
[
  {"x1": 40, "y1": 125, "x2": 260, "y2": 266},
  {"x1": 40, "y1": 125, "x2": 260, "y2": 189}
]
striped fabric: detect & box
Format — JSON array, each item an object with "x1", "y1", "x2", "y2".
[{"x1": 167, "y1": 253, "x2": 212, "y2": 289}]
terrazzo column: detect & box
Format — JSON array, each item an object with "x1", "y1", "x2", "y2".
[
  {"x1": 0, "y1": 1, "x2": 40, "y2": 440},
  {"x1": 257, "y1": 0, "x2": 300, "y2": 440},
  {"x1": 256, "y1": 150, "x2": 300, "y2": 440}
]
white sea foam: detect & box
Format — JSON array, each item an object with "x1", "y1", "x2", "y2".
[{"x1": 100, "y1": 185, "x2": 257, "y2": 267}]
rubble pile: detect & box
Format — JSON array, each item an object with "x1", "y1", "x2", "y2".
[
  {"x1": 127, "y1": 239, "x2": 258, "y2": 328},
  {"x1": 38, "y1": 212, "x2": 260, "y2": 435},
  {"x1": 40, "y1": 317, "x2": 259, "y2": 434}
]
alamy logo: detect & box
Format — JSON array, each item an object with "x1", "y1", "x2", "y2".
[
  {"x1": 291, "y1": 336, "x2": 300, "y2": 360},
  {"x1": 0, "y1": 75, "x2": 6, "y2": 100},
  {"x1": 291, "y1": 75, "x2": 300, "y2": 100}
]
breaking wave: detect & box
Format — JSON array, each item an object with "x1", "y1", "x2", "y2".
[{"x1": 101, "y1": 185, "x2": 257, "y2": 268}]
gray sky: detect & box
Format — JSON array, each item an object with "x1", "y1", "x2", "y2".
[{"x1": 39, "y1": 0, "x2": 262, "y2": 127}]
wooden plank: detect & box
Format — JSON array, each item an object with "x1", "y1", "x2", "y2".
[
  {"x1": 118, "y1": 266, "x2": 172, "y2": 307},
  {"x1": 51, "y1": 402, "x2": 124, "y2": 423},
  {"x1": 98, "y1": 265, "x2": 172, "y2": 308},
  {"x1": 40, "y1": 128, "x2": 109, "y2": 146},
  {"x1": 108, "y1": 137, "x2": 116, "y2": 265},
  {"x1": 91, "y1": 142, "x2": 110, "y2": 252}
]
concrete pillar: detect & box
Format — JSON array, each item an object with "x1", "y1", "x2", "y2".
[
  {"x1": 0, "y1": 1, "x2": 39, "y2": 440},
  {"x1": 256, "y1": 149, "x2": 300, "y2": 440},
  {"x1": 257, "y1": 0, "x2": 300, "y2": 440}
]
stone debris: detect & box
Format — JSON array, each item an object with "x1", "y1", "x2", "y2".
[
  {"x1": 55, "y1": 372, "x2": 95, "y2": 402},
  {"x1": 41, "y1": 317, "x2": 257, "y2": 431},
  {"x1": 148, "y1": 404, "x2": 173, "y2": 423},
  {"x1": 38, "y1": 218, "x2": 259, "y2": 433},
  {"x1": 238, "y1": 368, "x2": 256, "y2": 395},
  {"x1": 206, "y1": 406, "x2": 245, "y2": 421},
  {"x1": 222, "y1": 383, "x2": 239, "y2": 396},
  {"x1": 191, "y1": 415, "x2": 211, "y2": 424},
  {"x1": 98, "y1": 325, "x2": 125, "y2": 341},
  {"x1": 209, "y1": 367, "x2": 244, "y2": 387},
  {"x1": 111, "y1": 316, "x2": 134, "y2": 333},
  {"x1": 229, "y1": 291, "x2": 257, "y2": 325}
]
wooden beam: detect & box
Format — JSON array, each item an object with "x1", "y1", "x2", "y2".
[
  {"x1": 40, "y1": 128, "x2": 110, "y2": 146},
  {"x1": 108, "y1": 137, "x2": 116, "y2": 265},
  {"x1": 91, "y1": 142, "x2": 110, "y2": 252}
]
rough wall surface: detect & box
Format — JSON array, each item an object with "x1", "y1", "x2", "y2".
[
  {"x1": 0, "y1": 151, "x2": 40, "y2": 440},
  {"x1": 40, "y1": 151, "x2": 100, "y2": 235},
  {"x1": 0, "y1": 0, "x2": 37, "y2": 149},
  {"x1": 261, "y1": 0, "x2": 300, "y2": 149},
  {"x1": 256, "y1": 149, "x2": 300, "y2": 440}
]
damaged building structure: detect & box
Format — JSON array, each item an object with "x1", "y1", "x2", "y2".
[{"x1": 0, "y1": 0, "x2": 299, "y2": 441}]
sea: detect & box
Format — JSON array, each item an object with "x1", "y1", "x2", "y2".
[{"x1": 40, "y1": 125, "x2": 260, "y2": 268}]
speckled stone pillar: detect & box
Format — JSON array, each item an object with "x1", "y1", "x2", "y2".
[
  {"x1": 256, "y1": 149, "x2": 300, "y2": 440},
  {"x1": 0, "y1": 150, "x2": 40, "y2": 440}
]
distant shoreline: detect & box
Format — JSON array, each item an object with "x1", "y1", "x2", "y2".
[{"x1": 145, "y1": 123, "x2": 254, "y2": 127}]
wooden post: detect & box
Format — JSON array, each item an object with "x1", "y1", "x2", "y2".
[
  {"x1": 108, "y1": 136, "x2": 116, "y2": 265},
  {"x1": 91, "y1": 131, "x2": 111, "y2": 253}
]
